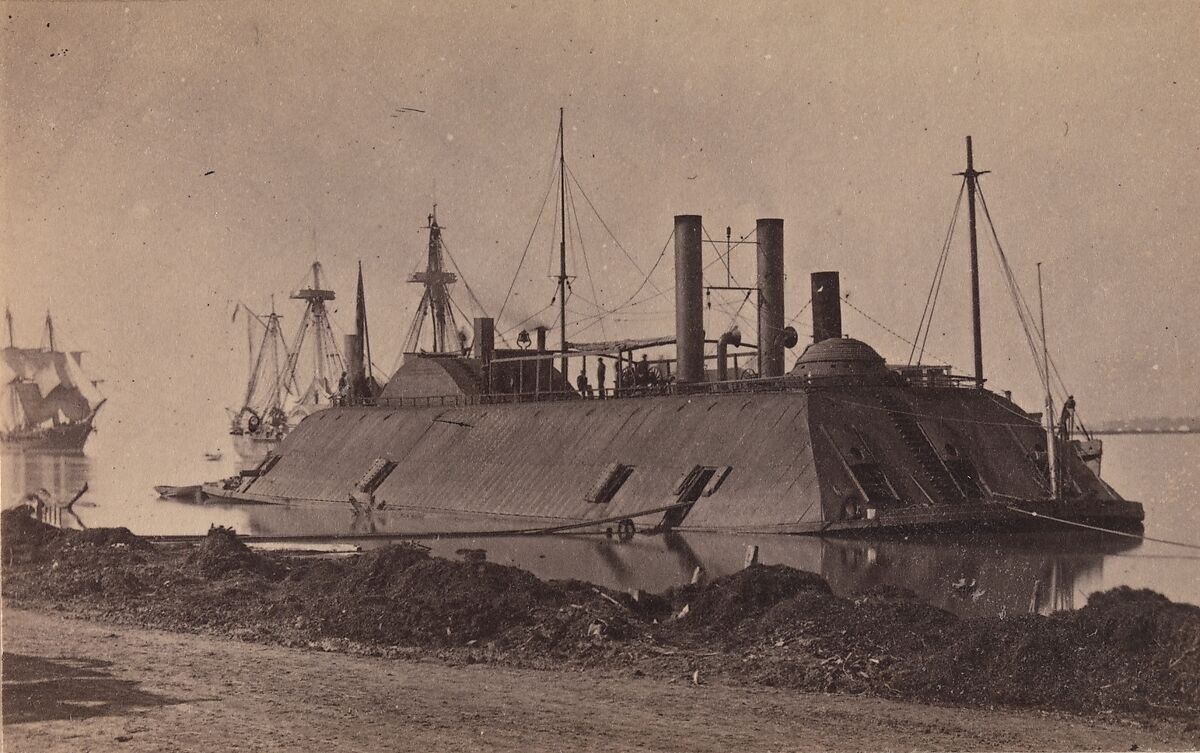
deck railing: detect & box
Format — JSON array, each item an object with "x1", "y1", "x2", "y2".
[{"x1": 342, "y1": 370, "x2": 981, "y2": 410}]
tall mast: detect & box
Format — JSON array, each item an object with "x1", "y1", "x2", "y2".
[
  {"x1": 1037, "y1": 263, "x2": 1059, "y2": 500},
  {"x1": 5, "y1": 307, "x2": 13, "y2": 348},
  {"x1": 558, "y1": 108, "x2": 569, "y2": 381},
  {"x1": 958, "y1": 136, "x2": 988, "y2": 388}
]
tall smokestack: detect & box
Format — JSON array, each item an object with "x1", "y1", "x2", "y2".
[
  {"x1": 756, "y1": 218, "x2": 785, "y2": 377},
  {"x1": 674, "y1": 215, "x2": 704, "y2": 383},
  {"x1": 473, "y1": 317, "x2": 495, "y2": 363},
  {"x1": 811, "y1": 271, "x2": 842, "y2": 343},
  {"x1": 343, "y1": 333, "x2": 363, "y2": 399}
]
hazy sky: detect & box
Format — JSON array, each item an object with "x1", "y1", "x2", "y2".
[{"x1": 2, "y1": 0, "x2": 1198, "y2": 426}]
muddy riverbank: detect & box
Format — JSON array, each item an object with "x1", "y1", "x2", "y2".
[{"x1": 3, "y1": 508, "x2": 1198, "y2": 740}]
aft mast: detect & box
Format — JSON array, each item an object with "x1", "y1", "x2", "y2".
[
  {"x1": 956, "y1": 136, "x2": 989, "y2": 388},
  {"x1": 5, "y1": 307, "x2": 13, "y2": 348}
]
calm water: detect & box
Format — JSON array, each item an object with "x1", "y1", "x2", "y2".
[{"x1": 4, "y1": 426, "x2": 1197, "y2": 618}]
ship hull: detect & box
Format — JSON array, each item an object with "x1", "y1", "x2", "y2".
[
  {"x1": 1, "y1": 420, "x2": 94, "y2": 452},
  {"x1": 231, "y1": 432, "x2": 280, "y2": 463},
  {"x1": 203, "y1": 385, "x2": 1144, "y2": 537}
]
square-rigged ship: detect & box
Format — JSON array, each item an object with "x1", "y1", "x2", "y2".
[
  {"x1": 205, "y1": 132, "x2": 1143, "y2": 535},
  {"x1": 2, "y1": 310, "x2": 105, "y2": 452}
]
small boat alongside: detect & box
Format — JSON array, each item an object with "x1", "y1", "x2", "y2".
[{"x1": 154, "y1": 484, "x2": 205, "y2": 499}]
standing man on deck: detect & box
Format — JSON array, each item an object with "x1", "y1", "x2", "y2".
[{"x1": 596, "y1": 358, "x2": 607, "y2": 399}]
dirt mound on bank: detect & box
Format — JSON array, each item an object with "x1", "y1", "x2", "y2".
[
  {"x1": 898, "y1": 587, "x2": 1200, "y2": 715},
  {"x1": 5, "y1": 521, "x2": 1199, "y2": 723},
  {"x1": 310, "y1": 545, "x2": 569, "y2": 646},
  {"x1": 666, "y1": 565, "x2": 832, "y2": 639},
  {"x1": 2, "y1": 507, "x2": 65, "y2": 563},
  {"x1": 187, "y1": 526, "x2": 281, "y2": 579}
]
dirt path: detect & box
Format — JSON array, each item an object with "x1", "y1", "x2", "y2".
[{"x1": 2, "y1": 609, "x2": 1190, "y2": 752}]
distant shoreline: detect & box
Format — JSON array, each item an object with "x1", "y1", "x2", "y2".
[{"x1": 1090, "y1": 429, "x2": 1198, "y2": 436}]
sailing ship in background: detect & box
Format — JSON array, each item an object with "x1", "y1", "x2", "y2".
[
  {"x1": 1, "y1": 309, "x2": 106, "y2": 452},
  {"x1": 228, "y1": 261, "x2": 380, "y2": 461},
  {"x1": 228, "y1": 262, "x2": 345, "y2": 461}
]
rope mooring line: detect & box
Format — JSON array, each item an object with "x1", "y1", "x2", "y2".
[{"x1": 1004, "y1": 505, "x2": 1200, "y2": 552}]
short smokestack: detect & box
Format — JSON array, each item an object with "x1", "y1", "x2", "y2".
[
  {"x1": 535, "y1": 325, "x2": 548, "y2": 353},
  {"x1": 756, "y1": 218, "x2": 785, "y2": 377},
  {"x1": 674, "y1": 215, "x2": 704, "y2": 383},
  {"x1": 811, "y1": 271, "x2": 842, "y2": 342},
  {"x1": 343, "y1": 333, "x2": 364, "y2": 399},
  {"x1": 716, "y1": 327, "x2": 742, "y2": 382},
  {"x1": 473, "y1": 317, "x2": 495, "y2": 363}
]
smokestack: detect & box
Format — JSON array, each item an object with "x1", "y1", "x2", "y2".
[
  {"x1": 473, "y1": 317, "x2": 495, "y2": 363},
  {"x1": 674, "y1": 214, "x2": 704, "y2": 383},
  {"x1": 343, "y1": 334, "x2": 363, "y2": 399},
  {"x1": 811, "y1": 272, "x2": 842, "y2": 342},
  {"x1": 535, "y1": 325, "x2": 548, "y2": 353},
  {"x1": 756, "y1": 218, "x2": 785, "y2": 377}
]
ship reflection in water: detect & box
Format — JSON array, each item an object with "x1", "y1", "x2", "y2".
[
  {"x1": 0, "y1": 450, "x2": 92, "y2": 528},
  {"x1": 0, "y1": 450, "x2": 1162, "y2": 618},
  {"x1": 230, "y1": 503, "x2": 1135, "y2": 618}
]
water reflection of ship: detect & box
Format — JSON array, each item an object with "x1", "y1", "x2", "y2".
[
  {"x1": 1, "y1": 450, "x2": 92, "y2": 527},
  {"x1": 230, "y1": 503, "x2": 1134, "y2": 616},
  {"x1": 228, "y1": 262, "x2": 349, "y2": 461}
]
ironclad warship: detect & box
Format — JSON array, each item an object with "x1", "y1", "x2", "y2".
[
  {"x1": 1, "y1": 309, "x2": 105, "y2": 452},
  {"x1": 206, "y1": 124, "x2": 1143, "y2": 536}
]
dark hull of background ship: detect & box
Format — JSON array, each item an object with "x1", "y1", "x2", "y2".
[{"x1": 1, "y1": 419, "x2": 93, "y2": 453}]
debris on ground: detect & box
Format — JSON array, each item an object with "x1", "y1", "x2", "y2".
[{"x1": 3, "y1": 506, "x2": 1198, "y2": 729}]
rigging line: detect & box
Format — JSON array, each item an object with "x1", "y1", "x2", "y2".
[
  {"x1": 907, "y1": 177, "x2": 964, "y2": 364},
  {"x1": 917, "y1": 205, "x2": 959, "y2": 366},
  {"x1": 567, "y1": 227, "x2": 747, "y2": 337},
  {"x1": 498, "y1": 300, "x2": 558, "y2": 338},
  {"x1": 564, "y1": 163, "x2": 667, "y2": 298},
  {"x1": 907, "y1": 177, "x2": 964, "y2": 362},
  {"x1": 590, "y1": 226, "x2": 676, "y2": 316},
  {"x1": 842, "y1": 295, "x2": 952, "y2": 366},
  {"x1": 701, "y1": 223, "x2": 747, "y2": 289},
  {"x1": 565, "y1": 174, "x2": 608, "y2": 339},
  {"x1": 916, "y1": 183, "x2": 964, "y2": 365},
  {"x1": 496, "y1": 126, "x2": 562, "y2": 325},
  {"x1": 1003, "y1": 506, "x2": 1200, "y2": 552},
  {"x1": 976, "y1": 185, "x2": 1053, "y2": 385},
  {"x1": 785, "y1": 298, "x2": 813, "y2": 328},
  {"x1": 438, "y1": 238, "x2": 493, "y2": 319}
]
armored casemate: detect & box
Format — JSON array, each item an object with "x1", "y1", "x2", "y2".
[{"x1": 206, "y1": 137, "x2": 1142, "y2": 536}]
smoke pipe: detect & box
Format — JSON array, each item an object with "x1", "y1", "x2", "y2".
[
  {"x1": 535, "y1": 325, "x2": 548, "y2": 353},
  {"x1": 473, "y1": 317, "x2": 495, "y2": 363},
  {"x1": 811, "y1": 271, "x2": 842, "y2": 342},
  {"x1": 756, "y1": 218, "x2": 785, "y2": 377},
  {"x1": 674, "y1": 214, "x2": 704, "y2": 383},
  {"x1": 343, "y1": 333, "x2": 364, "y2": 399},
  {"x1": 716, "y1": 327, "x2": 742, "y2": 382}
]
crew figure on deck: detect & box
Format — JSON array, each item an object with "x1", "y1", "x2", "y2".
[
  {"x1": 576, "y1": 368, "x2": 593, "y2": 398},
  {"x1": 1059, "y1": 394, "x2": 1077, "y2": 440},
  {"x1": 635, "y1": 353, "x2": 650, "y2": 386},
  {"x1": 596, "y1": 358, "x2": 607, "y2": 399}
]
